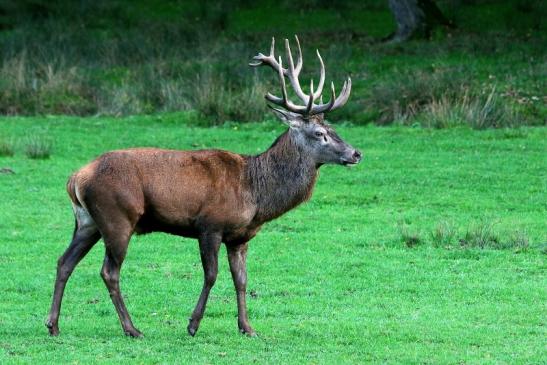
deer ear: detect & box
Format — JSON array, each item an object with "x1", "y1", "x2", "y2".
[{"x1": 269, "y1": 106, "x2": 303, "y2": 128}]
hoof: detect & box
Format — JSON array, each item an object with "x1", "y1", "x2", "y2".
[
  {"x1": 239, "y1": 327, "x2": 257, "y2": 337},
  {"x1": 46, "y1": 321, "x2": 59, "y2": 336},
  {"x1": 187, "y1": 324, "x2": 197, "y2": 337},
  {"x1": 124, "y1": 328, "x2": 143, "y2": 338},
  {"x1": 187, "y1": 318, "x2": 200, "y2": 336}
]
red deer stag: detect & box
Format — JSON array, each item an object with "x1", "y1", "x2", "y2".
[{"x1": 46, "y1": 36, "x2": 362, "y2": 338}]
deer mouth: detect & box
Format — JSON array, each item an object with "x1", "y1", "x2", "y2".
[{"x1": 341, "y1": 159, "x2": 360, "y2": 166}]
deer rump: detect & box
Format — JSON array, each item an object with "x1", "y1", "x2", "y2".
[{"x1": 68, "y1": 148, "x2": 258, "y2": 243}]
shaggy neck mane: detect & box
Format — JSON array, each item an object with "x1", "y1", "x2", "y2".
[{"x1": 246, "y1": 130, "x2": 318, "y2": 224}]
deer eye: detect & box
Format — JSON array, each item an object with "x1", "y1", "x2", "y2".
[{"x1": 314, "y1": 131, "x2": 324, "y2": 138}]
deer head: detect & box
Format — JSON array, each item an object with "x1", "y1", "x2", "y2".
[{"x1": 250, "y1": 36, "x2": 361, "y2": 166}]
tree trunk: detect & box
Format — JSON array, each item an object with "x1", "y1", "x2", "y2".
[{"x1": 385, "y1": 0, "x2": 454, "y2": 43}]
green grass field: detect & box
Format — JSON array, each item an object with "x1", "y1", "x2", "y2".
[{"x1": 0, "y1": 115, "x2": 545, "y2": 363}]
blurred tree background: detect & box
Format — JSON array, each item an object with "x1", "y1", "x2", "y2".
[
  {"x1": 385, "y1": 0, "x2": 455, "y2": 42},
  {"x1": 0, "y1": 0, "x2": 544, "y2": 127}
]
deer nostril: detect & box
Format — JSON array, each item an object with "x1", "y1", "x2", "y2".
[{"x1": 353, "y1": 150, "x2": 362, "y2": 159}]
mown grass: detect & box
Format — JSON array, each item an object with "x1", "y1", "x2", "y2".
[
  {"x1": 0, "y1": 0, "x2": 545, "y2": 126},
  {"x1": 0, "y1": 115, "x2": 545, "y2": 363}
]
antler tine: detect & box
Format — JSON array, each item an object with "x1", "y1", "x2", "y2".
[
  {"x1": 294, "y1": 35, "x2": 303, "y2": 74},
  {"x1": 265, "y1": 56, "x2": 288, "y2": 106},
  {"x1": 270, "y1": 37, "x2": 275, "y2": 56},
  {"x1": 313, "y1": 49, "x2": 326, "y2": 99},
  {"x1": 331, "y1": 77, "x2": 352, "y2": 110},
  {"x1": 249, "y1": 37, "x2": 287, "y2": 76},
  {"x1": 306, "y1": 78, "x2": 315, "y2": 114},
  {"x1": 278, "y1": 56, "x2": 289, "y2": 104},
  {"x1": 284, "y1": 38, "x2": 309, "y2": 104},
  {"x1": 309, "y1": 81, "x2": 336, "y2": 115}
]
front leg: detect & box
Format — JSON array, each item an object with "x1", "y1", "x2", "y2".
[
  {"x1": 187, "y1": 232, "x2": 222, "y2": 336},
  {"x1": 227, "y1": 242, "x2": 256, "y2": 336}
]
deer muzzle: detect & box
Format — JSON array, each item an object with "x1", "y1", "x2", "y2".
[{"x1": 340, "y1": 148, "x2": 362, "y2": 166}]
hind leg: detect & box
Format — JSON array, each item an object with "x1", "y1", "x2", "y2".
[
  {"x1": 46, "y1": 212, "x2": 101, "y2": 336},
  {"x1": 100, "y1": 223, "x2": 142, "y2": 337}
]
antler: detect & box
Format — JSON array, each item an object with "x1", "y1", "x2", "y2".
[{"x1": 250, "y1": 35, "x2": 352, "y2": 116}]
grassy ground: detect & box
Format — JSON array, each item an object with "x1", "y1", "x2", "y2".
[{"x1": 0, "y1": 115, "x2": 545, "y2": 363}]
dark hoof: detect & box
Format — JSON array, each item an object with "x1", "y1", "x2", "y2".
[
  {"x1": 187, "y1": 318, "x2": 200, "y2": 336},
  {"x1": 187, "y1": 324, "x2": 197, "y2": 337},
  {"x1": 46, "y1": 321, "x2": 59, "y2": 336},
  {"x1": 239, "y1": 327, "x2": 257, "y2": 337},
  {"x1": 124, "y1": 328, "x2": 143, "y2": 338}
]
